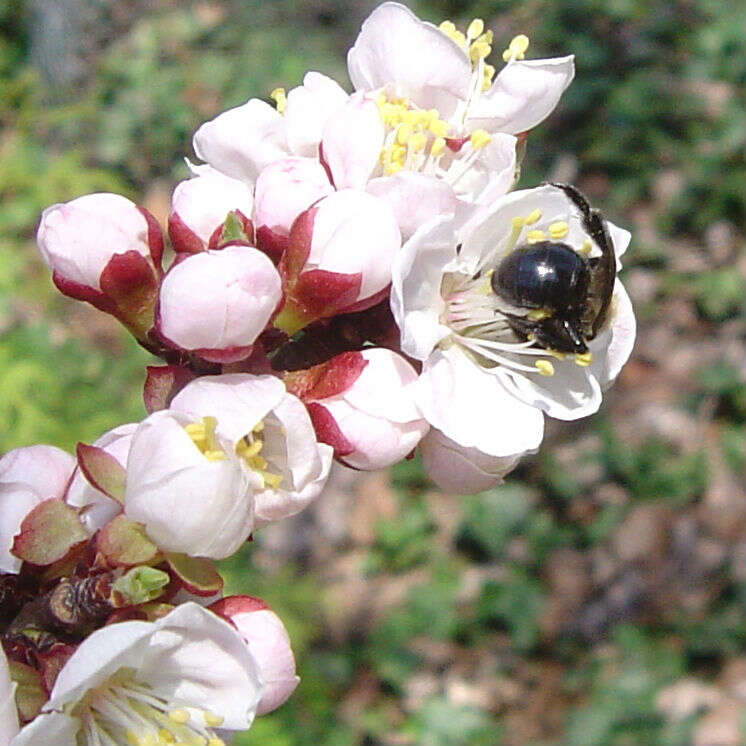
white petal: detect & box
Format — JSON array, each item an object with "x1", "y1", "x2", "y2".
[
  {"x1": 285, "y1": 71, "x2": 349, "y2": 157},
  {"x1": 321, "y1": 94, "x2": 384, "y2": 190},
  {"x1": 596, "y1": 280, "x2": 636, "y2": 386},
  {"x1": 11, "y1": 713, "x2": 78, "y2": 746},
  {"x1": 0, "y1": 445, "x2": 74, "y2": 499},
  {"x1": 391, "y1": 215, "x2": 456, "y2": 360},
  {"x1": 193, "y1": 99, "x2": 289, "y2": 184},
  {"x1": 415, "y1": 345, "x2": 544, "y2": 457},
  {"x1": 347, "y1": 2, "x2": 471, "y2": 114},
  {"x1": 498, "y1": 359, "x2": 603, "y2": 421},
  {"x1": 467, "y1": 56, "x2": 575, "y2": 134},
  {"x1": 138, "y1": 604, "x2": 262, "y2": 731},
  {"x1": 0, "y1": 648, "x2": 18, "y2": 743},
  {"x1": 420, "y1": 427, "x2": 520, "y2": 494},
  {"x1": 367, "y1": 171, "x2": 459, "y2": 241},
  {"x1": 170, "y1": 374, "x2": 287, "y2": 447},
  {"x1": 0, "y1": 484, "x2": 45, "y2": 574}
]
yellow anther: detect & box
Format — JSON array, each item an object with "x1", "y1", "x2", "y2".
[
  {"x1": 428, "y1": 118, "x2": 449, "y2": 137},
  {"x1": 578, "y1": 239, "x2": 593, "y2": 256},
  {"x1": 502, "y1": 34, "x2": 530, "y2": 62},
  {"x1": 261, "y1": 471, "x2": 284, "y2": 489},
  {"x1": 511, "y1": 216, "x2": 526, "y2": 230},
  {"x1": 482, "y1": 63, "x2": 496, "y2": 91},
  {"x1": 186, "y1": 417, "x2": 225, "y2": 460},
  {"x1": 467, "y1": 19, "x2": 484, "y2": 38},
  {"x1": 525, "y1": 209, "x2": 542, "y2": 225},
  {"x1": 392, "y1": 144, "x2": 407, "y2": 162},
  {"x1": 376, "y1": 92, "x2": 387, "y2": 107},
  {"x1": 237, "y1": 439, "x2": 262, "y2": 458},
  {"x1": 158, "y1": 730, "x2": 175, "y2": 744},
  {"x1": 208, "y1": 739, "x2": 226, "y2": 746},
  {"x1": 535, "y1": 360, "x2": 555, "y2": 376},
  {"x1": 396, "y1": 122, "x2": 413, "y2": 145},
  {"x1": 526, "y1": 229, "x2": 546, "y2": 243},
  {"x1": 439, "y1": 20, "x2": 456, "y2": 34},
  {"x1": 574, "y1": 352, "x2": 594, "y2": 367},
  {"x1": 527, "y1": 308, "x2": 551, "y2": 321},
  {"x1": 409, "y1": 132, "x2": 427, "y2": 152},
  {"x1": 384, "y1": 161, "x2": 403, "y2": 175},
  {"x1": 479, "y1": 30, "x2": 494, "y2": 45},
  {"x1": 469, "y1": 41, "x2": 492, "y2": 63},
  {"x1": 168, "y1": 709, "x2": 190, "y2": 724},
  {"x1": 204, "y1": 713, "x2": 225, "y2": 728},
  {"x1": 269, "y1": 88, "x2": 287, "y2": 114},
  {"x1": 126, "y1": 732, "x2": 139, "y2": 746},
  {"x1": 140, "y1": 734, "x2": 158, "y2": 746},
  {"x1": 470, "y1": 129, "x2": 492, "y2": 149},
  {"x1": 252, "y1": 421, "x2": 264, "y2": 433},
  {"x1": 548, "y1": 221, "x2": 570, "y2": 240},
  {"x1": 204, "y1": 450, "x2": 227, "y2": 462},
  {"x1": 430, "y1": 137, "x2": 446, "y2": 157}
]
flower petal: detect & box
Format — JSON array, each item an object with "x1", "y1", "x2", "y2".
[
  {"x1": 347, "y1": 2, "x2": 471, "y2": 114},
  {"x1": 415, "y1": 345, "x2": 544, "y2": 457},
  {"x1": 467, "y1": 56, "x2": 575, "y2": 135},
  {"x1": 11, "y1": 713, "x2": 78, "y2": 746},
  {"x1": 193, "y1": 99, "x2": 289, "y2": 184}
]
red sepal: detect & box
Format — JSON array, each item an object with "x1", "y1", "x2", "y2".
[
  {"x1": 138, "y1": 206, "x2": 165, "y2": 270},
  {"x1": 293, "y1": 269, "x2": 362, "y2": 317},
  {"x1": 306, "y1": 402, "x2": 355, "y2": 456},
  {"x1": 286, "y1": 350, "x2": 368, "y2": 401},
  {"x1": 168, "y1": 211, "x2": 205, "y2": 255},
  {"x1": 256, "y1": 225, "x2": 289, "y2": 264},
  {"x1": 209, "y1": 595, "x2": 269, "y2": 619},
  {"x1": 51, "y1": 271, "x2": 115, "y2": 314},
  {"x1": 280, "y1": 207, "x2": 316, "y2": 283},
  {"x1": 143, "y1": 364, "x2": 196, "y2": 413}
]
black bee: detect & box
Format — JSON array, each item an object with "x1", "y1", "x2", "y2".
[{"x1": 490, "y1": 183, "x2": 617, "y2": 355}]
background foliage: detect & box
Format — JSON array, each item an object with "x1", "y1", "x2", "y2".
[{"x1": 3, "y1": 0, "x2": 746, "y2": 743}]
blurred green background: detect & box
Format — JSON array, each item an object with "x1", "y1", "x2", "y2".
[{"x1": 3, "y1": 0, "x2": 746, "y2": 743}]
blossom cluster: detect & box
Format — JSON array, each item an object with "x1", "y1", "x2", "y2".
[{"x1": 1, "y1": 3, "x2": 635, "y2": 743}]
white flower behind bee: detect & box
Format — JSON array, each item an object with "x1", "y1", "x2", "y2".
[{"x1": 392, "y1": 184, "x2": 635, "y2": 485}]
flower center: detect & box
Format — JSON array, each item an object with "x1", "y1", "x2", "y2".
[
  {"x1": 74, "y1": 669, "x2": 226, "y2": 746},
  {"x1": 442, "y1": 210, "x2": 595, "y2": 375},
  {"x1": 235, "y1": 420, "x2": 284, "y2": 490},
  {"x1": 184, "y1": 417, "x2": 226, "y2": 462},
  {"x1": 438, "y1": 17, "x2": 496, "y2": 93}
]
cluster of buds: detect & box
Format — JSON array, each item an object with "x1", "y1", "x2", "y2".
[{"x1": 3, "y1": 2, "x2": 636, "y2": 742}]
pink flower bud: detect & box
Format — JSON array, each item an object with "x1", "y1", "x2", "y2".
[
  {"x1": 0, "y1": 445, "x2": 76, "y2": 573},
  {"x1": 157, "y1": 246, "x2": 282, "y2": 363},
  {"x1": 254, "y1": 157, "x2": 333, "y2": 254},
  {"x1": 419, "y1": 427, "x2": 521, "y2": 494},
  {"x1": 276, "y1": 190, "x2": 400, "y2": 332},
  {"x1": 300, "y1": 348, "x2": 429, "y2": 470},
  {"x1": 37, "y1": 193, "x2": 162, "y2": 293},
  {"x1": 209, "y1": 596, "x2": 299, "y2": 716},
  {"x1": 169, "y1": 169, "x2": 254, "y2": 254}
]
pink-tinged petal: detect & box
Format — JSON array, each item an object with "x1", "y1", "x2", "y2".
[
  {"x1": 193, "y1": 99, "x2": 289, "y2": 184},
  {"x1": 210, "y1": 598, "x2": 299, "y2": 716},
  {"x1": 284, "y1": 72, "x2": 349, "y2": 157},
  {"x1": 391, "y1": 215, "x2": 455, "y2": 360},
  {"x1": 254, "y1": 157, "x2": 333, "y2": 239},
  {"x1": 415, "y1": 345, "x2": 544, "y2": 457},
  {"x1": 0, "y1": 485, "x2": 42, "y2": 574},
  {"x1": 321, "y1": 94, "x2": 384, "y2": 190},
  {"x1": 37, "y1": 193, "x2": 153, "y2": 292},
  {"x1": 157, "y1": 246, "x2": 282, "y2": 354},
  {"x1": 286, "y1": 350, "x2": 369, "y2": 401},
  {"x1": 367, "y1": 171, "x2": 460, "y2": 240},
  {"x1": 0, "y1": 445, "x2": 74, "y2": 500},
  {"x1": 420, "y1": 427, "x2": 520, "y2": 494},
  {"x1": 467, "y1": 56, "x2": 575, "y2": 135},
  {"x1": 347, "y1": 2, "x2": 471, "y2": 114},
  {"x1": 169, "y1": 170, "x2": 254, "y2": 252},
  {"x1": 306, "y1": 189, "x2": 401, "y2": 301}
]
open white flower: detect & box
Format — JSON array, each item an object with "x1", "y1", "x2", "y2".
[
  {"x1": 124, "y1": 410, "x2": 254, "y2": 559},
  {"x1": 169, "y1": 374, "x2": 333, "y2": 527},
  {"x1": 393, "y1": 184, "x2": 635, "y2": 473},
  {"x1": 12, "y1": 603, "x2": 262, "y2": 746}
]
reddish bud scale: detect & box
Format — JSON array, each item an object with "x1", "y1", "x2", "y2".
[
  {"x1": 305, "y1": 402, "x2": 355, "y2": 456},
  {"x1": 143, "y1": 365, "x2": 197, "y2": 413},
  {"x1": 285, "y1": 351, "x2": 368, "y2": 401}
]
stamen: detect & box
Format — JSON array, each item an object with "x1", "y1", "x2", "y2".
[
  {"x1": 578, "y1": 239, "x2": 592, "y2": 256},
  {"x1": 467, "y1": 19, "x2": 484, "y2": 39},
  {"x1": 269, "y1": 88, "x2": 287, "y2": 114},
  {"x1": 525, "y1": 208, "x2": 542, "y2": 225},
  {"x1": 502, "y1": 34, "x2": 529, "y2": 62},
  {"x1": 185, "y1": 417, "x2": 226, "y2": 461},
  {"x1": 469, "y1": 129, "x2": 492, "y2": 149},
  {"x1": 574, "y1": 352, "x2": 593, "y2": 367},
  {"x1": 548, "y1": 221, "x2": 569, "y2": 239},
  {"x1": 526, "y1": 229, "x2": 546, "y2": 243},
  {"x1": 535, "y1": 360, "x2": 555, "y2": 376}
]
